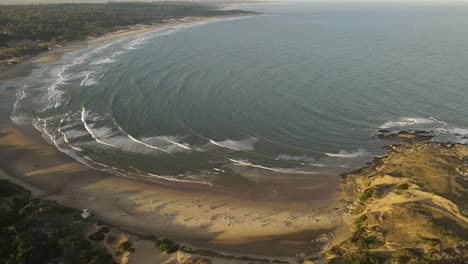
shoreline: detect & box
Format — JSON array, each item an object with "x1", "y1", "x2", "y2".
[
  {"x1": 1, "y1": 6, "x2": 466, "y2": 263},
  {"x1": 0, "y1": 14, "x2": 347, "y2": 261},
  {"x1": 0, "y1": 123, "x2": 346, "y2": 260},
  {"x1": 0, "y1": 14, "x2": 254, "y2": 83}
]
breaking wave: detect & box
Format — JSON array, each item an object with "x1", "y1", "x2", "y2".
[
  {"x1": 229, "y1": 159, "x2": 317, "y2": 174},
  {"x1": 126, "y1": 134, "x2": 172, "y2": 154},
  {"x1": 81, "y1": 107, "x2": 119, "y2": 148},
  {"x1": 209, "y1": 137, "x2": 257, "y2": 151},
  {"x1": 380, "y1": 117, "x2": 447, "y2": 129},
  {"x1": 276, "y1": 154, "x2": 317, "y2": 163},
  {"x1": 325, "y1": 149, "x2": 369, "y2": 158},
  {"x1": 10, "y1": 12, "x2": 468, "y2": 188}
]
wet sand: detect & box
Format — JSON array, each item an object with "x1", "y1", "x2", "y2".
[{"x1": 0, "y1": 17, "x2": 347, "y2": 260}]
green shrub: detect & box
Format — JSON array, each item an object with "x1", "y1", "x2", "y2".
[
  {"x1": 428, "y1": 222, "x2": 456, "y2": 238},
  {"x1": 359, "y1": 186, "x2": 384, "y2": 202},
  {"x1": 89, "y1": 231, "x2": 105, "y2": 241},
  {"x1": 355, "y1": 215, "x2": 368, "y2": 226},
  {"x1": 115, "y1": 241, "x2": 133, "y2": 255},
  {"x1": 359, "y1": 188, "x2": 374, "y2": 202},
  {"x1": 180, "y1": 246, "x2": 194, "y2": 253},
  {"x1": 421, "y1": 237, "x2": 439, "y2": 246},
  {"x1": 366, "y1": 236, "x2": 384, "y2": 249},
  {"x1": 98, "y1": 226, "x2": 110, "y2": 233},
  {"x1": 355, "y1": 238, "x2": 368, "y2": 250},
  {"x1": 158, "y1": 238, "x2": 179, "y2": 254},
  {"x1": 395, "y1": 183, "x2": 409, "y2": 190},
  {"x1": 0, "y1": 180, "x2": 118, "y2": 264},
  {"x1": 159, "y1": 243, "x2": 169, "y2": 252},
  {"x1": 422, "y1": 251, "x2": 435, "y2": 261}
]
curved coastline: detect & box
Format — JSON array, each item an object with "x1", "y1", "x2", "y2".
[
  {"x1": 10, "y1": 14, "x2": 279, "y2": 188},
  {"x1": 1, "y1": 13, "x2": 467, "y2": 264},
  {"x1": 0, "y1": 14, "x2": 344, "y2": 262},
  {"x1": 0, "y1": 4, "x2": 468, "y2": 264}
]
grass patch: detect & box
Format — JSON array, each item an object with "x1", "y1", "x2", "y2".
[
  {"x1": 355, "y1": 215, "x2": 368, "y2": 227},
  {"x1": 395, "y1": 183, "x2": 409, "y2": 190},
  {"x1": 115, "y1": 241, "x2": 134, "y2": 255},
  {"x1": 157, "y1": 238, "x2": 179, "y2": 254},
  {"x1": 359, "y1": 187, "x2": 383, "y2": 202}
]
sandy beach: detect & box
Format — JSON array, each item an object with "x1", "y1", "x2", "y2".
[
  {"x1": 0, "y1": 122, "x2": 347, "y2": 259},
  {"x1": 0, "y1": 16, "x2": 350, "y2": 262}
]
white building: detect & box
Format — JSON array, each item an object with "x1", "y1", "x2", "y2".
[{"x1": 81, "y1": 209, "x2": 93, "y2": 219}]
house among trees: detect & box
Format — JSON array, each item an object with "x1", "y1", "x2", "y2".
[{"x1": 81, "y1": 209, "x2": 94, "y2": 219}]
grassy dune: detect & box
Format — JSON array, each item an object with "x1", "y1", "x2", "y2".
[{"x1": 327, "y1": 143, "x2": 468, "y2": 263}]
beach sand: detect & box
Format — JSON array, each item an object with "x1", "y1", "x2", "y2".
[{"x1": 0, "y1": 16, "x2": 349, "y2": 261}]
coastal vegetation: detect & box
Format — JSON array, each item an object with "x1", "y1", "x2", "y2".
[
  {"x1": 327, "y1": 141, "x2": 468, "y2": 264},
  {"x1": 0, "y1": 2, "x2": 254, "y2": 64},
  {"x1": 0, "y1": 178, "x2": 283, "y2": 263},
  {"x1": 0, "y1": 179, "x2": 116, "y2": 264}
]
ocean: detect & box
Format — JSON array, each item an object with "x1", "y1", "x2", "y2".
[{"x1": 11, "y1": 3, "x2": 468, "y2": 186}]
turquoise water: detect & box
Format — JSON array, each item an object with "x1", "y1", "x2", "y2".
[{"x1": 12, "y1": 3, "x2": 468, "y2": 185}]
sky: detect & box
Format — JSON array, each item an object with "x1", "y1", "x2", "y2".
[{"x1": 2, "y1": 0, "x2": 468, "y2": 4}]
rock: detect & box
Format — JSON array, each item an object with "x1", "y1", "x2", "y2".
[{"x1": 379, "y1": 131, "x2": 434, "y2": 142}]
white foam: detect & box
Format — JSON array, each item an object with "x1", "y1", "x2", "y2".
[
  {"x1": 12, "y1": 88, "x2": 28, "y2": 116},
  {"x1": 81, "y1": 107, "x2": 119, "y2": 148},
  {"x1": 120, "y1": 16, "x2": 255, "y2": 52},
  {"x1": 230, "y1": 159, "x2": 316, "y2": 174},
  {"x1": 62, "y1": 132, "x2": 69, "y2": 143},
  {"x1": 90, "y1": 50, "x2": 126, "y2": 66},
  {"x1": 209, "y1": 137, "x2": 257, "y2": 151},
  {"x1": 34, "y1": 118, "x2": 61, "y2": 149},
  {"x1": 69, "y1": 145, "x2": 83, "y2": 152},
  {"x1": 79, "y1": 71, "x2": 97, "y2": 86},
  {"x1": 276, "y1": 154, "x2": 317, "y2": 163},
  {"x1": 18, "y1": 89, "x2": 26, "y2": 101},
  {"x1": 276, "y1": 154, "x2": 351, "y2": 168},
  {"x1": 89, "y1": 57, "x2": 116, "y2": 65},
  {"x1": 129, "y1": 135, "x2": 191, "y2": 153},
  {"x1": 435, "y1": 127, "x2": 468, "y2": 144},
  {"x1": 110, "y1": 117, "x2": 190, "y2": 153},
  {"x1": 83, "y1": 155, "x2": 112, "y2": 168},
  {"x1": 125, "y1": 37, "x2": 148, "y2": 50},
  {"x1": 62, "y1": 129, "x2": 90, "y2": 140},
  {"x1": 126, "y1": 134, "x2": 172, "y2": 154},
  {"x1": 60, "y1": 131, "x2": 83, "y2": 152},
  {"x1": 213, "y1": 168, "x2": 226, "y2": 173},
  {"x1": 436, "y1": 127, "x2": 468, "y2": 135},
  {"x1": 161, "y1": 136, "x2": 192, "y2": 150},
  {"x1": 145, "y1": 172, "x2": 214, "y2": 186},
  {"x1": 380, "y1": 117, "x2": 446, "y2": 129},
  {"x1": 47, "y1": 66, "x2": 69, "y2": 105},
  {"x1": 325, "y1": 149, "x2": 369, "y2": 158}
]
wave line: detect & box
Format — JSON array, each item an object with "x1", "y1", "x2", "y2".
[{"x1": 81, "y1": 107, "x2": 119, "y2": 148}]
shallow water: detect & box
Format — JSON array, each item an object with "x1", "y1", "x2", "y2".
[{"x1": 11, "y1": 3, "x2": 468, "y2": 185}]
